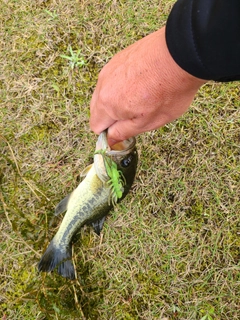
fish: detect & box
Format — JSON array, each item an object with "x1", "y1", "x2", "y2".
[{"x1": 38, "y1": 130, "x2": 138, "y2": 279}]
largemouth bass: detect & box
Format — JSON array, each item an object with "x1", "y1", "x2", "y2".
[{"x1": 38, "y1": 131, "x2": 138, "y2": 279}]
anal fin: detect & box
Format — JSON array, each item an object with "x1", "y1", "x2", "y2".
[{"x1": 91, "y1": 216, "x2": 106, "y2": 235}]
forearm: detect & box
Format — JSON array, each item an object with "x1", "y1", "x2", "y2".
[
  {"x1": 90, "y1": 0, "x2": 240, "y2": 143},
  {"x1": 166, "y1": 0, "x2": 240, "y2": 82}
]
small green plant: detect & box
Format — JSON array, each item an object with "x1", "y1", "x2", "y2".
[
  {"x1": 200, "y1": 306, "x2": 215, "y2": 320},
  {"x1": 60, "y1": 46, "x2": 86, "y2": 69},
  {"x1": 95, "y1": 149, "x2": 126, "y2": 206},
  {"x1": 44, "y1": 9, "x2": 58, "y2": 20}
]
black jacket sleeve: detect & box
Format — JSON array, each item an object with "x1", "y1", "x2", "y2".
[{"x1": 165, "y1": 0, "x2": 240, "y2": 82}]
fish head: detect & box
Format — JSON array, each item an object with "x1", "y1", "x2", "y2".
[
  {"x1": 94, "y1": 130, "x2": 138, "y2": 197},
  {"x1": 94, "y1": 130, "x2": 111, "y2": 182}
]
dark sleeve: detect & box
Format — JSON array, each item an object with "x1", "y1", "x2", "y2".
[{"x1": 165, "y1": 0, "x2": 240, "y2": 82}]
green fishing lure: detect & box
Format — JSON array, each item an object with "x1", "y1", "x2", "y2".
[{"x1": 95, "y1": 149, "x2": 126, "y2": 206}]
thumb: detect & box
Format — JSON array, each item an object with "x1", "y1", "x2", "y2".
[{"x1": 107, "y1": 118, "x2": 142, "y2": 146}]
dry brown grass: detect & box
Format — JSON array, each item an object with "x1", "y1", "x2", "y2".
[{"x1": 1, "y1": 0, "x2": 239, "y2": 319}]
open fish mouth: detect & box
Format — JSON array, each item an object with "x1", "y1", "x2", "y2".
[
  {"x1": 108, "y1": 137, "x2": 136, "y2": 156},
  {"x1": 94, "y1": 130, "x2": 136, "y2": 183}
]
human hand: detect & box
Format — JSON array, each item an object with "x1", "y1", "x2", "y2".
[{"x1": 90, "y1": 27, "x2": 206, "y2": 146}]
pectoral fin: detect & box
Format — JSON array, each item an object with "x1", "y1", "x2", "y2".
[{"x1": 91, "y1": 216, "x2": 106, "y2": 235}]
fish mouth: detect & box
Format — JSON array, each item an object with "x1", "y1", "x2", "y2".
[
  {"x1": 95, "y1": 130, "x2": 110, "y2": 153},
  {"x1": 94, "y1": 130, "x2": 136, "y2": 182}
]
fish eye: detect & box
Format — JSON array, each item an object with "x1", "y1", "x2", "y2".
[{"x1": 121, "y1": 154, "x2": 133, "y2": 167}]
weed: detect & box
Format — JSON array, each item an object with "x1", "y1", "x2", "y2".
[
  {"x1": 200, "y1": 306, "x2": 215, "y2": 320},
  {"x1": 44, "y1": 9, "x2": 58, "y2": 20},
  {"x1": 60, "y1": 46, "x2": 86, "y2": 70}
]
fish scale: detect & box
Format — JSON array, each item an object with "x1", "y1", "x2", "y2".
[{"x1": 56, "y1": 168, "x2": 111, "y2": 245}]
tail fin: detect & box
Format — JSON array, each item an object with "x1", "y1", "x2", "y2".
[{"x1": 38, "y1": 240, "x2": 75, "y2": 280}]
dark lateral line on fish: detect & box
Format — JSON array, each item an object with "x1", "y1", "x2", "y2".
[{"x1": 60, "y1": 192, "x2": 106, "y2": 243}]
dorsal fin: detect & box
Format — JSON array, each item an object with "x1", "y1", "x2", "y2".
[
  {"x1": 54, "y1": 194, "x2": 71, "y2": 216},
  {"x1": 80, "y1": 164, "x2": 93, "y2": 177}
]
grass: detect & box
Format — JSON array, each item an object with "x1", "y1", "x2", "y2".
[
  {"x1": 60, "y1": 46, "x2": 87, "y2": 70},
  {"x1": 0, "y1": 0, "x2": 239, "y2": 319}
]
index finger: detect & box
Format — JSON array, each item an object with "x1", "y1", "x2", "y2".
[{"x1": 89, "y1": 91, "x2": 116, "y2": 135}]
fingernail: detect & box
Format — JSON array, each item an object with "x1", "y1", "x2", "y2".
[{"x1": 108, "y1": 138, "x2": 118, "y2": 147}]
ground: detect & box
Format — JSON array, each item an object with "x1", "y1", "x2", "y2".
[{"x1": 0, "y1": 0, "x2": 239, "y2": 319}]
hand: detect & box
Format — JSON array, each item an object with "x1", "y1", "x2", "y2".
[{"x1": 90, "y1": 27, "x2": 206, "y2": 146}]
